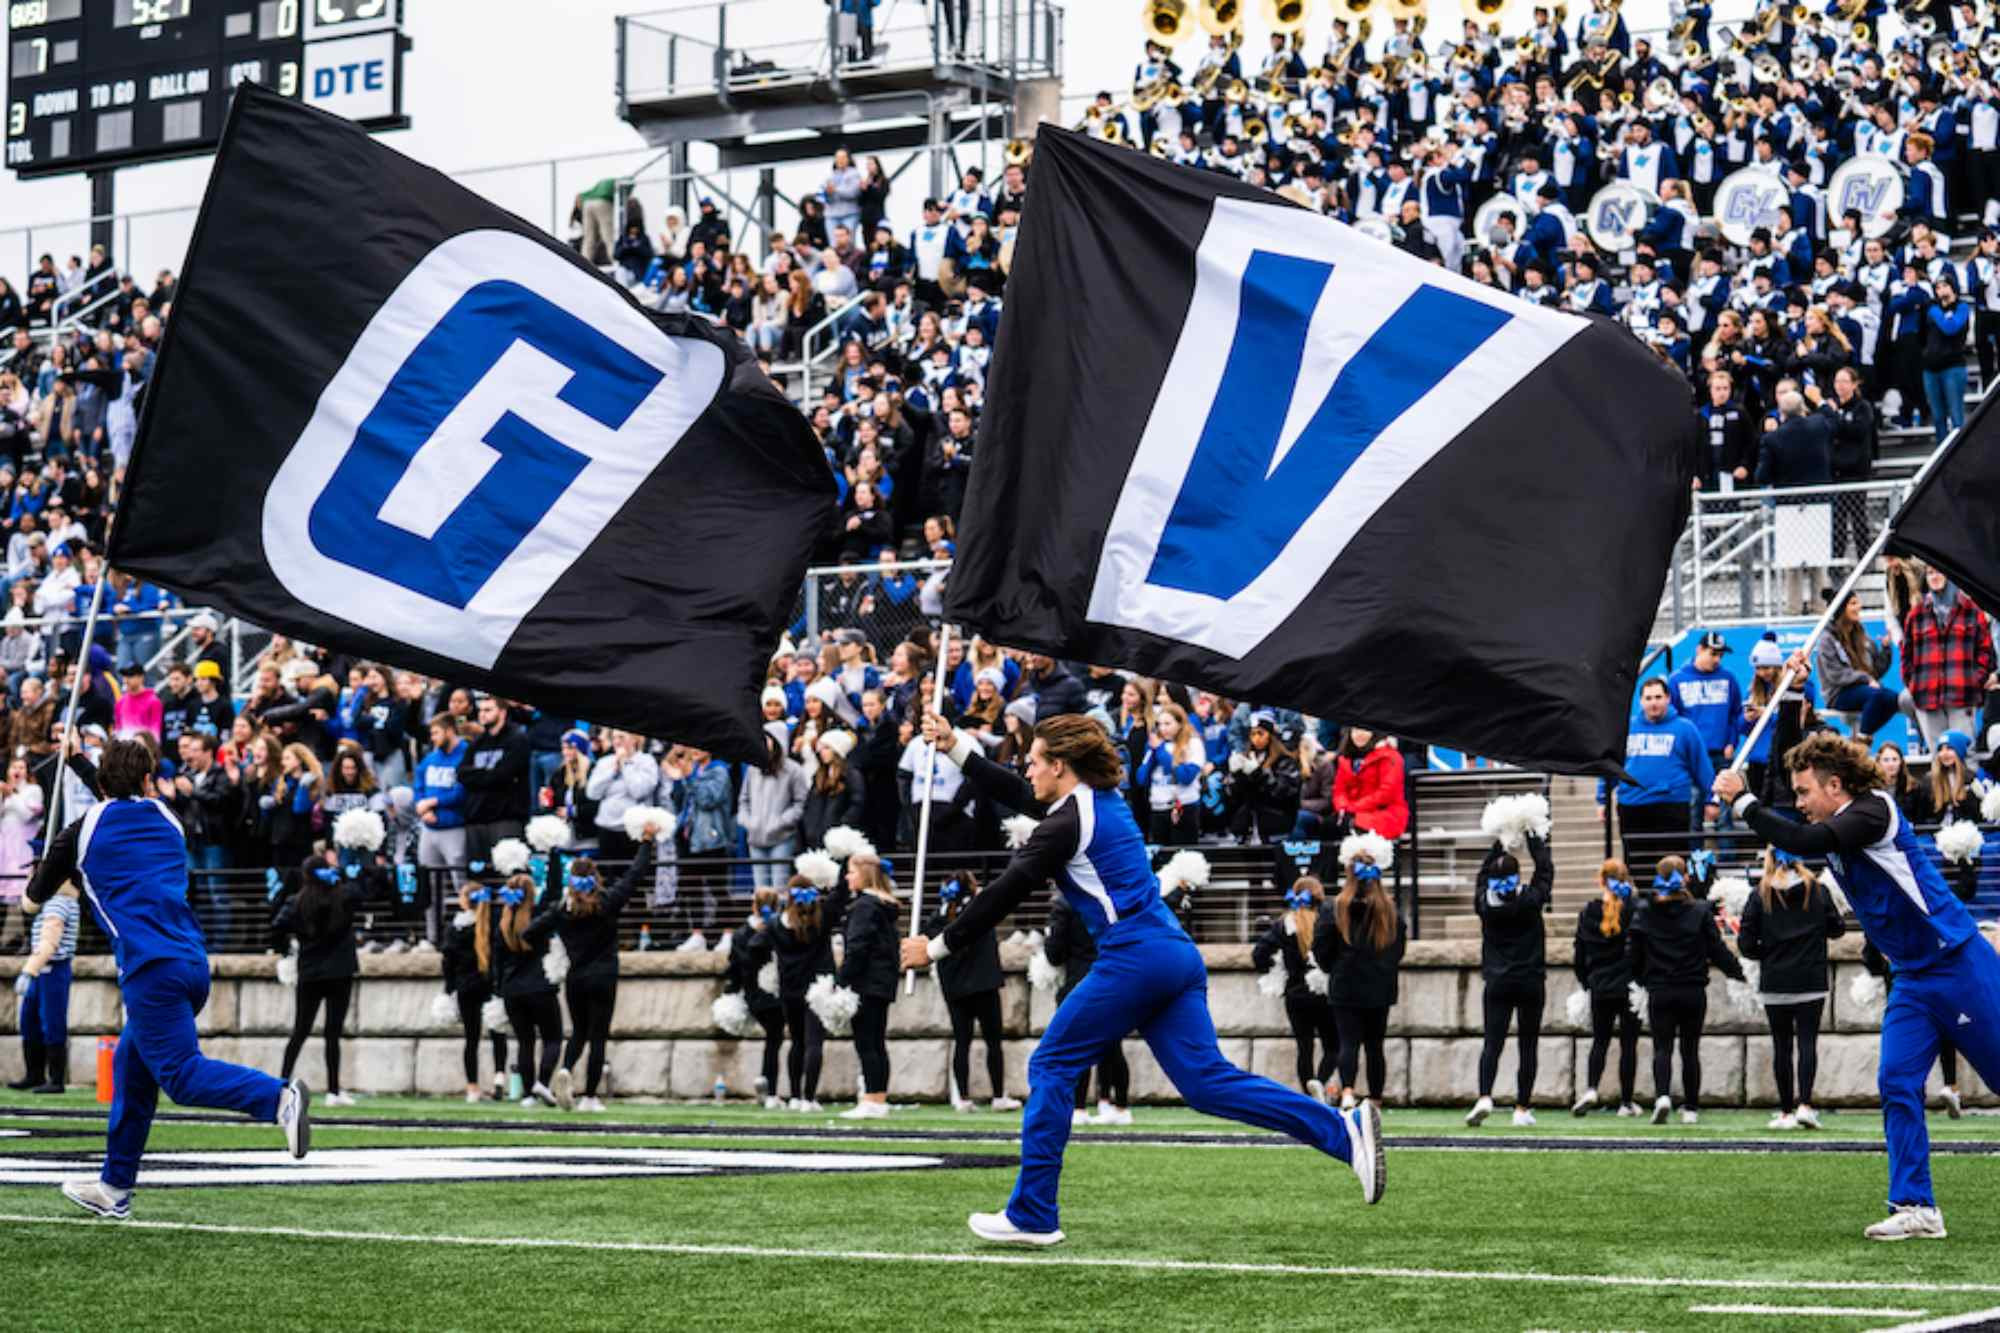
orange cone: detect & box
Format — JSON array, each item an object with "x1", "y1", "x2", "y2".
[{"x1": 96, "y1": 1036, "x2": 116, "y2": 1104}]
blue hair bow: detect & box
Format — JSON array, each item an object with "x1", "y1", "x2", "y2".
[
  {"x1": 1772, "y1": 848, "x2": 1802, "y2": 868},
  {"x1": 569, "y1": 875, "x2": 598, "y2": 894},
  {"x1": 1653, "y1": 871, "x2": 1685, "y2": 894},
  {"x1": 468, "y1": 887, "x2": 491, "y2": 905},
  {"x1": 1353, "y1": 862, "x2": 1382, "y2": 883},
  {"x1": 1690, "y1": 849, "x2": 1715, "y2": 878},
  {"x1": 940, "y1": 878, "x2": 965, "y2": 902},
  {"x1": 758, "y1": 904, "x2": 779, "y2": 922},
  {"x1": 791, "y1": 886, "x2": 821, "y2": 908},
  {"x1": 1606, "y1": 877, "x2": 1634, "y2": 900},
  {"x1": 499, "y1": 887, "x2": 525, "y2": 906},
  {"x1": 1284, "y1": 889, "x2": 1314, "y2": 910},
  {"x1": 342, "y1": 863, "x2": 361, "y2": 880},
  {"x1": 467, "y1": 860, "x2": 489, "y2": 876},
  {"x1": 1487, "y1": 874, "x2": 1522, "y2": 897}
]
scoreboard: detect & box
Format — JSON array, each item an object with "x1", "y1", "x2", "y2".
[{"x1": 6, "y1": 0, "x2": 408, "y2": 179}]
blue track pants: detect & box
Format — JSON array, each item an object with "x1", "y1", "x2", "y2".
[
  {"x1": 19, "y1": 958, "x2": 71, "y2": 1048},
  {"x1": 1878, "y1": 939, "x2": 2000, "y2": 1208}
]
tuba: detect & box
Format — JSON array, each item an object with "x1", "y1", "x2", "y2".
[
  {"x1": 1260, "y1": 0, "x2": 1313, "y2": 32},
  {"x1": 1790, "y1": 43, "x2": 1819, "y2": 77},
  {"x1": 1199, "y1": 0, "x2": 1245, "y2": 33},
  {"x1": 1004, "y1": 138, "x2": 1033, "y2": 166},
  {"x1": 1142, "y1": 0, "x2": 1196, "y2": 44}
]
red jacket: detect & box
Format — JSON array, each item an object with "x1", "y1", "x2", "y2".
[
  {"x1": 1903, "y1": 595, "x2": 1995, "y2": 712},
  {"x1": 1333, "y1": 745, "x2": 1408, "y2": 839}
]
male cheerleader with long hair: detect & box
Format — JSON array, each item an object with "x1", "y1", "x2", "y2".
[
  {"x1": 903, "y1": 712, "x2": 1380, "y2": 1247},
  {"x1": 27, "y1": 737, "x2": 309, "y2": 1218},
  {"x1": 1714, "y1": 707, "x2": 2000, "y2": 1241}
]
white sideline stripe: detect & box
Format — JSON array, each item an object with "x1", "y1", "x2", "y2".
[
  {"x1": 1867, "y1": 1305, "x2": 2000, "y2": 1333},
  {"x1": 1, "y1": 1213, "x2": 2000, "y2": 1297},
  {"x1": 1689, "y1": 1305, "x2": 1928, "y2": 1318}
]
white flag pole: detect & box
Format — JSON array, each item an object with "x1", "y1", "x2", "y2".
[
  {"x1": 904, "y1": 624, "x2": 954, "y2": 995},
  {"x1": 42, "y1": 575, "x2": 110, "y2": 848}
]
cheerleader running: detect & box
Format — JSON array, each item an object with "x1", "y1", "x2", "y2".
[
  {"x1": 442, "y1": 879, "x2": 509, "y2": 1102},
  {"x1": 771, "y1": 873, "x2": 845, "y2": 1112},
  {"x1": 1467, "y1": 834, "x2": 1554, "y2": 1127},
  {"x1": 838, "y1": 852, "x2": 902, "y2": 1120},
  {"x1": 728, "y1": 888, "x2": 787, "y2": 1108},
  {"x1": 1628, "y1": 857, "x2": 1745, "y2": 1124},
  {"x1": 923, "y1": 872, "x2": 1021, "y2": 1112},
  {"x1": 1044, "y1": 893, "x2": 1132, "y2": 1126},
  {"x1": 480, "y1": 872, "x2": 566, "y2": 1108},
  {"x1": 548, "y1": 853, "x2": 636, "y2": 1113},
  {"x1": 272, "y1": 849, "x2": 383, "y2": 1107},
  {"x1": 1571, "y1": 861, "x2": 1641, "y2": 1117},
  {"x1": 1737, "y1": 848, "x2": 1845, "y2": 1129},
  {"x1": 1326, "y1": 847, "x2": 1405, "y2": 1111},
  {"x1": 1252, "y1": 876, "x2": 1339, "y2": 1103}
]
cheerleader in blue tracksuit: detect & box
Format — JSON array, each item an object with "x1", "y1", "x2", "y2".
[
  {"x1": 905, "y1": 714, "x2": 1378, "y2": 1246},
  {"x1": 27, "y1": 737, "x2": 309, "y2": 1219},
  {"x1": 1716, "y1": 727, "x2": 2000, "y2": 1241}
]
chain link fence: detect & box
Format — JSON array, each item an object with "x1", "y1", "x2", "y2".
[{"x1": 793, "y1": 558, "x2": 949, "y2": 659}]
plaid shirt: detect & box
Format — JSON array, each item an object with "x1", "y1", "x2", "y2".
[{"x1": 1902, "y1": 596, "x2": 1995, "y2": 712}]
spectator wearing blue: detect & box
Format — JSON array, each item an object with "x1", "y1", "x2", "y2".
[
  {"x1": 666, "y1": 745, "x2": 735, "y2": 952},
  {"x1": 1814, "y1": 592, "x2": 1898, "y2": 747},
  {"x1": 1601, "y1": 678, "x2": 1717, "y2": 868},
  {"x1": 1902, "y1": 131, "x2": 1950, "y2": 231},
  {"x1": 413, "y1": 714, "x2": 470, "y2": 884},
  {"x1": 110, "y1": 576, "x2": 171, "y2": 673},
  {"x1": 951, "y1": 637, "x2": 1019, "y2": 712},
  {"x1": 909, "y1": 197, "x2": 968, "y2": 308},
  {"x1": 1921, "y1": 271, "x2": 1971, "y2": 445},
  {"x1": 1668, "y1": 632, "x2": 1744, "y2": 777}
]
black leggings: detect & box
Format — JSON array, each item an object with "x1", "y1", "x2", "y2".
[
  {"x1": 1764, "y1": 998, "x2": 1824, "y2": 1113},
  {"x1": 1587, "y1": 990, "x2": 1641, "y2": 1106},
  {"x1": 1478, "y1": 986, "x2": 1545, "y2": 1102},
  {"x1": 853, "y1": 995, "x2": 892, "y2": 1095},
  {"x1": 1284, "y1": 992, "x2": 1339, "y2": 1091},
  {"x1": 1332, "y1": 1004, "x2": 1389, "y2": 1099},
  {"x1": 1073, "y1": 1043, "x2": 1131, "y2": 1109},
  {"x1": 946, "y1": 989, "x2": 1005, "y2": 1101},
  {"x1": 1649, "y1": 986, "x2": 1707, "y2": 1110},
  {"x1": 562, "y1": 972, "x2": 618, "y2": 1097},
  {"x1": 753, "y1": 1004, "x2": 785, "y2": 1092},
  {"x1": 504, "y1": 992, "x2": 563, "y2": 1091},
  {"x1": 783, "y1": 997, "x2": 826, "y2": 1101},
  {"x1": 1147, "y1": 807, "x2": 1201, "y2": 846},
  {"x1": 1941, "y1": 1037, "x2": 1959, "y2": 1085},
  {"x1": 282, "y1": 976, "x2": 354, "y2": 1094},
  {"x1": 456, "y1": 987, "x2": 509, "y2": 1085}
]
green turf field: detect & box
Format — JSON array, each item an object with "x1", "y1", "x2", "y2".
[{"x1": 1, "y1": 1090, "x2": 1997, "y2": 1331}]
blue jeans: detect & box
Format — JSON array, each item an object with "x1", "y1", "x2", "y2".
[
  {"x1": 1830, "y1": 681, "x2": 1900, "y2": 737},
  {"x1": 1878, "y1": 940, "x2": 2000, "y2": 1207},
  {"x1": 117, "y1": 627, "x2": 160, "y2": 675},
  {"x1": 187, "y1": 844, "x2": 230, "y2": 947},
  {"x1": 1008, "y1": 917, "x2": 1351, "y2": 1233},
  {"x1": 1923, "y1": 363, "x2": 1968, "y2": 444},
  {"x1": 749, "y1": 837, "x2": 798, "y2": 889},
  {"x1": 1291, "y1": 811, "x2": 1325, "y2": 839}
]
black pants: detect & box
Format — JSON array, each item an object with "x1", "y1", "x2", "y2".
[
  {"x1": 1478, "y1": 985, "x2": 1545, "y2": 1102},
  {"x1": 562, "y1": 972, "x2": 618, "y2": 1097},
  {"x1": 1649, "y1": 986, "x2": 1707, "y2": 1109},
  {"x1": 1619, "y1": 801, "x2": 1690, "y2": 870},
  {"x1": 456, "y1": 987, "x2": 508, "y2": 1085},
  {"x1": 1587, "y1": 990, "x2": 1641, "y2": 1106},
  {"x1": 782, "y1": 996, "x2": 826, "y2": 1101},
  {"x1": 1332, "y1": 1004, "x2": 1390, "y2": 1100},
  {"x1": 853, "y1": 994, "x2": 891, "y2": 1095},
  {"x1": 946, "y1": 988, "x2": 1005, "y2": 1101},
  {"x1": 1764, "y1": 998, "x2": 1823, "y2": 1113},
  {"x1": 1284, "y1": 992, "x2": 1340, "y2": 1091},
  {"x1": 1978, "y1": 309, "x2": 2000, "y2": 388},
  {"x1": 1073, "y1": 1042, "x2": 1131, "y2": 1109},
  {"x1": 1147, "y1": 806, "x2": 1201, "y2": 846},
  {"x1": 596, "y1": 828, "x2": 639, "y2": 864},
  {"x1": 504, "y1": 992, "x2": 563, "y2": 1091},
  {"x1": 753, "y1": 1004, "x2": 785, "y2": 1091},
  {"x1": 281, "y1": 976, "x2": 354, "y2": 1094}
]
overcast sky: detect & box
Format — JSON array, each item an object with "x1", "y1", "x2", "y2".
[{"x1": 0, "y1": 0, "x2": 1704, "y2": 279}]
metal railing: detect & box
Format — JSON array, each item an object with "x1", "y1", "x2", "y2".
[
  {"x1": 1404, "y1": 767, "x2": 1552, "y2": 941},
  {"x1": 795, "y1": 556, "x2": 949, "y2": 651}
]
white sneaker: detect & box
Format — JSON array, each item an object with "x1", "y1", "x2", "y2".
[
  {"x1": 530, "y1": 1081, "x2": 558, "y2": 1108},
  {"x1": 1307, "y1": 1078, "x2": 1327, "y2": 1105},
  {"x1": 1681, "y1": 1109, "x2": 1700, "y2": 1125},
  {"x1": 1512, "y1": 1107, "x2": 1536, "y2": 1127},
  {"x1": 1651, "y1": 1095, "x2": 1672, "y2": 1125},
  {"x1": 1339, "y1": 1091, "x2": 1357, "y2": 1112},
  {"x1": 61, "y1": 1178, "x2": 131, "y2": 1220},
  {"x1": 953, "y1": 1098, "x2": 977, "y2": 1113},
  {"x1": 464, "y1": 1089, "x2": 482, "y2": 1104},
  {"x1": 674, "y1": 932, "x2": 707, "y2": 953},
  {"x1": 1865, "y1": 1205, "x2": 1947, "y2": 1242},
  {"x1": 796, "y1": 1099, "x2": 823, "y2": 1114},
  {"x1": 1767, "y1": 1113, "x2": 1797, "y2": 1130},
  {"x1": 968, "y1": 1210, "x2": 1065, "y2": 1247},
  {"x1": 1091, "y1": 1106, "x2": 1134, "y2": 1126},
  {"x1": 1572, "y1": 1088, "x2": 1599, "y2": 1117},
  {"x1": 753, "y1": 1075, "x2": 770, "y2": 1101},
  {"x1": 1345, "y1": 1100, "x2": 1385, "y2": 1205},
  {"x1": 1617, "y1": 1103, "x2": 1640, "y2": 1118},
  {"x1": 1466, "y1": 1095, "x2": 1494, "y2": 1127},
  {"x1": 577, "y1": 1096, "x2": 606, "y2": 1113},
  {"x1": 519, "y1": 1095, "x2": 539, "y2": 1109},
  {"x1": 278, "y1": 1078, "x2": 311, "y2": 1159},
  {"x1": 1943, "y1": 1086, "x2": 1964, "y2": 1120},
  {"x1": 321, "y1": 1092, "x2": 354, "y2": 1108},
  {"x1": 839, "y1": 1100, "x2": 891, "y2": 1120},
  {"x1": 552, "y1": 1067, "x2": 575, "y2": 1112},
  {"x1": 762, "y1": 1095, "x2": 784, "y2": 1110},
  {"x1": 1794, "y1": 1104, "x2": 1821, "y2": 1130},
  {"x1": 990, "y1": 1096, "x2": 1022, "y2": 1111},
  {"x1": 1071, "y1": 1108, "x2": 1092, "y2": 1127}
]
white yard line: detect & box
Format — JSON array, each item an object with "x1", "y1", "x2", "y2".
[
  {"x1": 1689, "y1": 1304, "x2": 1929, "y2": 1318},
  {"x1": 1865, "y1": 1306, "x2": 2000, "y2": 1333},
  {"x1": 0, "y1": 1212, "x2": 1998, "y2": 1299}
]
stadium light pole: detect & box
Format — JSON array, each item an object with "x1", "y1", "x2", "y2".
[{"x1": 903, "y1": 624, "x2": 955, "y2": 994}]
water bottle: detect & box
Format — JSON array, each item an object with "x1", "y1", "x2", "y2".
[
  {"x1": 638, "y1": 924, "x2": 653, "y2": 951},
  {"x1": 507, "y1": 1068, "x2": 524, "y2": 1102},
  {"x1": 711, "y1": 1075, "x2": 727, "y2": 1103}
]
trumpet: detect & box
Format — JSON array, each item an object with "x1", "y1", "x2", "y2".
[
  {"x1": 1143, "y1": 0, "x2": 1197, "y2": 44},
  {"x1": 1791, "y1": 3, "x2": 1808, "y2": 20}
]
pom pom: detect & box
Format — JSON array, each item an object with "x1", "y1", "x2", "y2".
[
  {"x1": 1725, "y1": 961, "x2": 1761, "y2": 1017},
  {"x1": 542, "y1": 935, "x2": 569, "y2": 986},
  {"x1": 756, "y1": 959, "x2": 779, "y2": 995},
  {"x1": 1227, "y1": 750, "x2": 1258, "y2": 775},
  {"x1": 1937, "y1": 820, "x2": 1985, "y2": 865},
  {"x1": 1157, "y1": 850, "x2": 1212, "y2": 895},
  {"x1": 623, "y1": 805, "x2": 675, "y2": 843},
  {"x1": 482, "y1": 996, "x2": 510, "y2": 1034},
  {"x1": 1003, "y1": 814, "x2": 1040, "y2": 849},
  {"x1": 1303, "y1": 964, "x2": 1329, "y2": 996},
  {"x1": 1627, "y1": 981, "x2": 1649, "y2": 1027},
  {"x1": 491, "y1": 838, "x2": 532, "y2": 877},
  {"x1": 275, "y1": 942, "x2": 298, "y2": 989},
  {"x1": 822, "y1": 825, "x2": 875, "y2": 861},
  {"x1": 1713, "y1": 876, "x2": 1753, "y2": 917},
  {"x1": 806, "y1": 974, "x2": 861, "y2": 1037},
  {"x1": 387, "y1": 784, "x2": 414, "y2": 810},
  {"x1": 452, "y1": 909, "x2": 476, "y2": 929},
  {"x1": 714, "y1": 932, "x2": 732, "y2": 957},
  {"x1": 1564, "y1": 988, "x2": 1590, "y2": 1027},
  {"x1": 1003, "y1": 929, "x2": 1029, "y2": 950},
  {"x1": 712, "y1": 991, "x2": 757, "y2": 1038},
  {"x1": 332, "y1": 808, "x2": 386, "y2": 852},
  {"x1": 1983, "y1": 783, "x2": 2000, "y2": 825},
  {"x1": 1028, "y1": 947, "x2": 1063, "y2": 993},
  {"x1": 1257, "y1": 962, "x2": 1288, "y2": 997},
  {"x1": 526, "y1": 814, "x2": 573, "y2": 853},
  {"x1": 1848, "y1": 970, "x2": 1886, "y2": 1008},
  {"x1": 1479, "y1": 792, "x2": 1552, "y2": 851},
  {"x1": 1338, "y1": 830, "x2": 1397, "y2": 873},
  {"x1": 793, "y1": 849, "x2": 841, "y2": 889},
  {"x1": 429, "y1": 991, "x2": 459, "y2": 1026}
]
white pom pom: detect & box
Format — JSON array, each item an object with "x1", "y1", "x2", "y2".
[
  {"x1": 1157, "y1": 850, "x2": 1212, "y2": 895},
  {"x1": 526, "y1": 814, "x2": 573, "y2": 853},
  {"x1": 452, "y1": 909, "x2": 476, "y2": 930},
  {"x1": 712, "y1": 991, "x2": 756, "y2": 1038},
  {"x1": 1003, "y1": 814, "x2": 1040, "y2": 849},
  {"x1": 623, "y1": 805, "x2": 675, "y2": 843},
  {"x1": 542, "y1": 935, "x2": 569, "y2": 986},
  {"x1": 756, "y1": 959, "x2": 779, "y2": 995},
  {"x1": 1714, "y1": 876, "x2": 1753, "y2": 917},
  {"x1": 1726, "y1": 961, "x2": 1761, "y2": 1017},
  {"x1": 1849, "y1": 970, "x2": 1886, "y2": 1008},
  {"x1": 276, "y1": 942, "x2": 298, "y2": 989},
  {"x1": 1480, "y1": 793, "x2": 1552, "y2": 851},
  {"x1": 1565, "y1": 988, "x2": 1590, "y2": 1027},
  {"x1": 1338, "y1": 830, "x2": 1397, "y2": 873},
  {"x1": 714, "y1": 932, "x2": 732, "y2": 957},
  {"x1": 1003, "y1": 929, "x2": 1028, "y2": 949},
  {"x1": 482, "y1": 996, "x2": 510, "y2": 1034},
  {"x1": 332, "y1": 808, "x2": 386, "y2": 852},
  {"x1": 1028, "y1": 947, "x2": 1063, "y2": 993},
  {"x1": 492, "y1": 838, "x2": 532, "y2": 877},
  {"x1": 806, "y1": 974, "x2": 861, "y2": 1037},
  {"x1": 430, "y1": 991, "x2": 459, "y2": 1026},
  {"x1": 1983, "y1": 783, "x2": 2000, "y2": 825},
  {"x1": 1228, "y1": 750, "x2": 1258, "y2": 775},
  {"x1": 1257, "y1": 962, "x2": 1288, "y2": 997},
  {"x1": 793, "y1": 849, "x2": 841, "y2": 889},
  {"x1": 1627, "y1": 981, "x2": 1649, "y2": 1027},
  {"x1": 1937, "y1": 820, "x2": 1985, "y2": 865},
  {"x1": 823, "y1": 825, "x2": 871, "y2": 860},
  {"x1": 1303, "y1": 964, "x2": 1329, "y2": 996}
]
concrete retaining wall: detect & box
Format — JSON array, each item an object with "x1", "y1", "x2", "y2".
[{"x1": 4, "y1": 937, "x2": 1988, "y2": 1107}]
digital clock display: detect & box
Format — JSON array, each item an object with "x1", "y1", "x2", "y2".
[{"x1": 113, "y1": 0, "x2": 195, "y2": 28}]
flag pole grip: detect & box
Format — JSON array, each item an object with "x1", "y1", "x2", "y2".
[
  {"x1": 42, "y1": 575, "x2": 110, "y2": 848},
  {"x1": 904, "y1": 624, "x2": 954, "y2": 995}
]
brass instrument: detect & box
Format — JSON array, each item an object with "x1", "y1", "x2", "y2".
[
  {"x1": 1645, "y1": 74, "x2": 1677, "y2": 108},
  {"x1": 1223, "y1": 76, "x2": 1249, "y2": 101},
  {"x1": 1004, "y1": 138, "x2": 1033, "y2": 167},
  {"x1": 1382, "y1": 0, "x2": 1425, "y2": 21},
  {"x1": 1149, "y1": 133, "x2": 1173, "y2": 157},
  {"x1": 1199, "y1": 0, "x2": 1244, "y2": 34},
  {"x1": 1753, "y1": 49, "x2": 1784, "y2": 82},
  {"x1": 1337, "y1": 0, "x2": 1374, "y2": 15},
  {"x1": 1910, "y1": 13, "x2": 1938, "y2": 38},
  {"x1": 1926, "y1": 37, "x2": 1957, "y2": 73},
  {"x1": 1791, "y1": 43, "x2": 1819, "y2": 77},
  {"x1": 1100, "y1": 116, "x2": 1126, "y2": 145},
  {"x1": 1461, "y1": 0, "x2": 1511, "y2": 19},
  {"x1": 1832, "y1": 0, "x2": 1867, "y2": 19},
  {"x1": 1263, "y1": 66, "x2": 1289, "y2": 99},
  {"x1": 1143, "y1": 0, "x2": 1196, "y2": 44},
  {"x1": 1517, "y1": 33, "x2": 1542, "y2": 55},
  {"x1": 1852, "y1": 19, "x2": 1870, "y2": 42},
  {"x1": 1328, "y1": 16, "x2": 1371, "y2": 74},
  {"x1": 1242, "y1": 114, "x2": 1268, "y2": 140},
  {"x1": 1260, "y1": 0, "x2": 1312, "y2": 32},
  {"x1": 1791, "y1": 3, "x2": 1808, "y2": 21},
  {"x1": 1071, "y1": 104, "x2": 1103, "y2": 132},
  {"x1": 1982, "y1": 32, "x2": 2000, "y2": 65}
]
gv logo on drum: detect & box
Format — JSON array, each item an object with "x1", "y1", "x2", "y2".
[{"x1": 264, "y1": 231, "x2": 723, "y2": 668}]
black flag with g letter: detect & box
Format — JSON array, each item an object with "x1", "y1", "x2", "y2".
[{"x1": 108, "y1": 85, "x2": 833, "y2": 763}]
